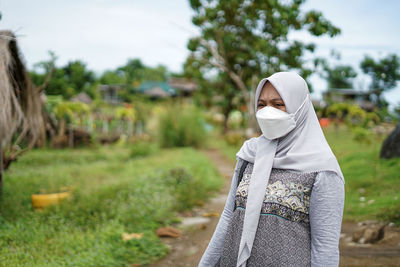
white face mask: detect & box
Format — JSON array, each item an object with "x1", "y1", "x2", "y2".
[
  {"x1": 256, "y1": 94, "x2": 309, "y2": 140},
  {"x1": 256, "y1": 107, "x2": 296, "y2": 140}
]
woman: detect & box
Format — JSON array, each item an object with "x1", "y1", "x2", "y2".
[{"x1": 199, "y1": 72, "x2": 345, "y2": 267}]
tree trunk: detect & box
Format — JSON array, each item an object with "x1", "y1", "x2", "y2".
[
  {"x1": 222, "y1": 117, "x2": 228, "y2": 134},
  {"x1": 380, "y1": 123, "x2": 400, "y2": 159},
  {"x1": 200, "y1": 37, "x2": 259, "y2": 135},
  {"x1": 247, "y1": 75, "x2": 258, "y2": 136},
  {"x1": 68, "y1": 127, "x2": 74, "y2": 148},
  {"x1": 0, "y1": 142, "x2": 3, "y2": 195},
  {"x1": 58, "y1": 119, "x2": 66, "y2": 138}
]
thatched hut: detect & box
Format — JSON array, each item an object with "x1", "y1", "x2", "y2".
[
  {"x1": 71, "y1": 92, "x2": 93, "y2": 104},
  {"x1": 0, "y1": 30, "x2": 45, "y2": 189},
  {"x1": 168, "y1": 77, "x2": 198, "y2": 97},
  {"x1": 137, "y1": 81, "x2": 176, "y2": 98}
]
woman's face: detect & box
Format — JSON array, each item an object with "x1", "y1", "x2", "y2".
[{"x1": 256, "y1": 81, "x2": 287, "y2": 112}]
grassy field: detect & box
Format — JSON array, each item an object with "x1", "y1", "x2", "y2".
[
  {"x1": 212, "y1": 126, "x2": 400, "y2": 224},
  {"x1": 324, "y1": 127, "x2": 400, "y2": 224},
  {"x1": 0, "y1": 146, "x2": 223, "y2": 266}
]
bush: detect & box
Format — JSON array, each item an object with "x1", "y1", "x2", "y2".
[
  {"x1": 227, "y1": 110, "x2": 243, "y2": 130},
  {"x1": 130, "y1": 142, "x2": 157, "y2": 158},
  {"x1": 157, "y1": 105, "x2": 207, "y2": 148},
  {"x1": 162, "y1": 167, "x2": 204, "y2": 211},
  {"x1": 225, "y1": 131, "x2": 245, "y2": 146},
  {"x1": 352, "y1": 127, "x2": 373, "y2": 144}
]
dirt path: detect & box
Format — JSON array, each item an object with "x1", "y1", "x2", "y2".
[
  {"x1": 339, "y1": 222, "x2": 400, "y2": 266},
  {"x1": 146, "y1": 148, "x2": 400, "y2": 267},
  {"x1": 146, "y1": 149, "x2": 235, "y2": 267}
]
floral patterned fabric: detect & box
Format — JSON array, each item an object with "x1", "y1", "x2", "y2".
[
  {"x1": 218, "y1": 162, "x2": 317, "y2": 267},
  {"x1": 235, "y1": 164, "x2": 316, "y2": 226}
]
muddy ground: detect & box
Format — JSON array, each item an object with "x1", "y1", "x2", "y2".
[{"x1": 146, "y1": 149, "x2": 400, "y2": 267}]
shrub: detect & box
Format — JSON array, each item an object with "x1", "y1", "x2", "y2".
[
  {"x1": 157, "y1": 105, "x2": 207, "y2": 148},
  {"x1": 161, "y1": 168, "x2": 198, "y2": 211},
  {"x1": 130, "y1": 142, "x2": 157, "y2": 158},
  {"x1": 225, "y1": 131, "x2": 245, "y2": 146},
  {"x1": 326, "y1": 102, "x2": 383, "y2": 143},
  {"x1": 352, "y1": 127, "x2": 373, "y2": 144},
  {"x1": 162, "y1": 167, "x2": 211, "y2": 211},
  {"x1": 227, "y1": 110, "x2": 243, "y2": 130}
]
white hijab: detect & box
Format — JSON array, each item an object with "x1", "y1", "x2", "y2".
[{"x1": 235, "y1": 72, "x2": 344, "y2": 267}]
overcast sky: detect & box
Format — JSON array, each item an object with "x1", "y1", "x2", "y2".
[{"x1": 1, "y1": 0, "x2": 400, "y2": 107}]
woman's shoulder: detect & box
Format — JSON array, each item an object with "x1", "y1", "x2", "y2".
[
  {"x1": 313, "y1": 171, "x2": 345, "y2": 194},
  {"x1": 236, "y1": 136, "x2": 261, "y2": 162},
  {"x1": 315, "y1": 171, "x2": 344, "y2": 184}
]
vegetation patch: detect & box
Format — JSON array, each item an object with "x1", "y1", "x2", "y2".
[{"x1": 0, "y1": 146, "x2": 223, "y2": 266}]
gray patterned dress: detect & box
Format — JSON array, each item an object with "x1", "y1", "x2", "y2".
[{"x1": 218, "y1": 161, "x2": 317, "y2": 267}]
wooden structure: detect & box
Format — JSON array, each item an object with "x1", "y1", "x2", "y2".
[
  {"x1": 98, "y1": 84, "x2": 122, "y2": 104},
  {"x1": 168, "y1": 77, "x2": 198, "y2": 97},
  {"x1": 323, "y1": 88, "x2": 375, "y2": 111}
]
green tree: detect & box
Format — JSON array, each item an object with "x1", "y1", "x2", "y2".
[
  {"x1": 99, "y1": 70, "x2": 125, "y2": 85},
  {"x1": 324, "y1": 65, "x2": 357, "y2": 89},
  {"x1": 63, "y1": 60, "x2": 96, "y2": 97},
  {"x1": 117, "y1": 59, "x2": 169, "y2": 86},
  {"x1": 394, "y1": 102, "x2": 400, "y2": 120},
  {"x1": 183, "y1": 56, "x2": 215, "y2": 108},
  {"x1": 187, "y1": 0, "x2": 341, "y2": 132},
  {"x1": 361, "y1": 54, "x2": 400, "y2": 108},
  {"x1": 117, "y1": 58, "x2": 146, "y2": 87},
  {"x1": 30, "y1": 54, "x2": 97, "y2": 99},
  {"x1": 142, "y1": 65, "x2": 168, "y2": 82},
  {"x1": 29, "y1": 51, "x2": 58, "y2": 92}
]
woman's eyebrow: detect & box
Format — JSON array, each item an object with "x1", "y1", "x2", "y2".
[
  {"x1": 257, "y1": 98, "x2": 284, "y2": 103},
  {"x1": 270, "y1": 98, "x2": 284, "y2": 102}
]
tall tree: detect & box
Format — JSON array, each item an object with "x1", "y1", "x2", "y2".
[
  {"x1": 117, "y1": 59, "x2": 168, "y2": 87},
  {"x1": 186, "y1": 0, "x2": 340, "y2": 132},
  {"x1": 361, "y1": 54, "x2": 400, "y2": 108},
  {"x1": 63, "y1": 60, "x2": 96, "y2": 97},
  {"x1": 99, "y1": 70, "x2": 125, "y2": 85},
  {"x1": 324, "y1": 65, "x2": 357, "y2": 89},
  {"x1": 117, "y1": 58, "x2": 146, "y2": 87},
  {"x1": 30, "y1": 55, "x2": 96, "y2": 99}
]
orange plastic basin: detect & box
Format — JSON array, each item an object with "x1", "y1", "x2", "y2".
[
  {"x1": 31, "y1": 191, "x2": 71, "y2": 209},
  {"x1": 319, "y1": 118, "x2": 330, "y2": 128}
]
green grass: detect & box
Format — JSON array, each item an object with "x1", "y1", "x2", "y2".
[
  {"x1": 324, "y1": 126, "x2": 400, "y2": 224},
  {"x1": 0, "y1": 146, "x2": 223, "y2": 266},
  {"x1": 212, "y1": 126, "x2": 400, "y2": 224}
]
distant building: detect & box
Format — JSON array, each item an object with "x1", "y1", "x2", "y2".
[
  {"x1": 323, "y1": 88, "x2": 375, "y2": 111},
  {"x1": 137, "y1": 81, "x2": 176, "y2": 98},
  {"x1": 98, "y1": 78, "x2": 198, "y2": 102},
  {"x1": 71, "y1": 92, "x2": 92, "y2": 104},
  {"x1": 168, "y1": 77, "x2": 198, "y2": 97},
  {"x1": 98, "y1": 84, "x2": 122, "y2": 104}
]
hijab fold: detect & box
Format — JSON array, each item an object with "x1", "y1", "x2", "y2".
[{"x1": 235, "y1": 72, "x2": 344, "y2": 267}]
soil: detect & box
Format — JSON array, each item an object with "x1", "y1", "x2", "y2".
[{"x1": 146, "y1": 149, "x2": 400, "y2": 267}]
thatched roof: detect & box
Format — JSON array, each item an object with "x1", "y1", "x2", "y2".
[
  {"x1": 137, "y1": 81, "x2": 176, "y2": 98},
  {"x1": 0, "y1": 30, "x2": 44, "y2": 147},
  {"x1": 71, "y1": 92, "x2": 93, "y2": 104},
  {"x1": 168, "y1": 77, "x2": 198, "y2": 93}
]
